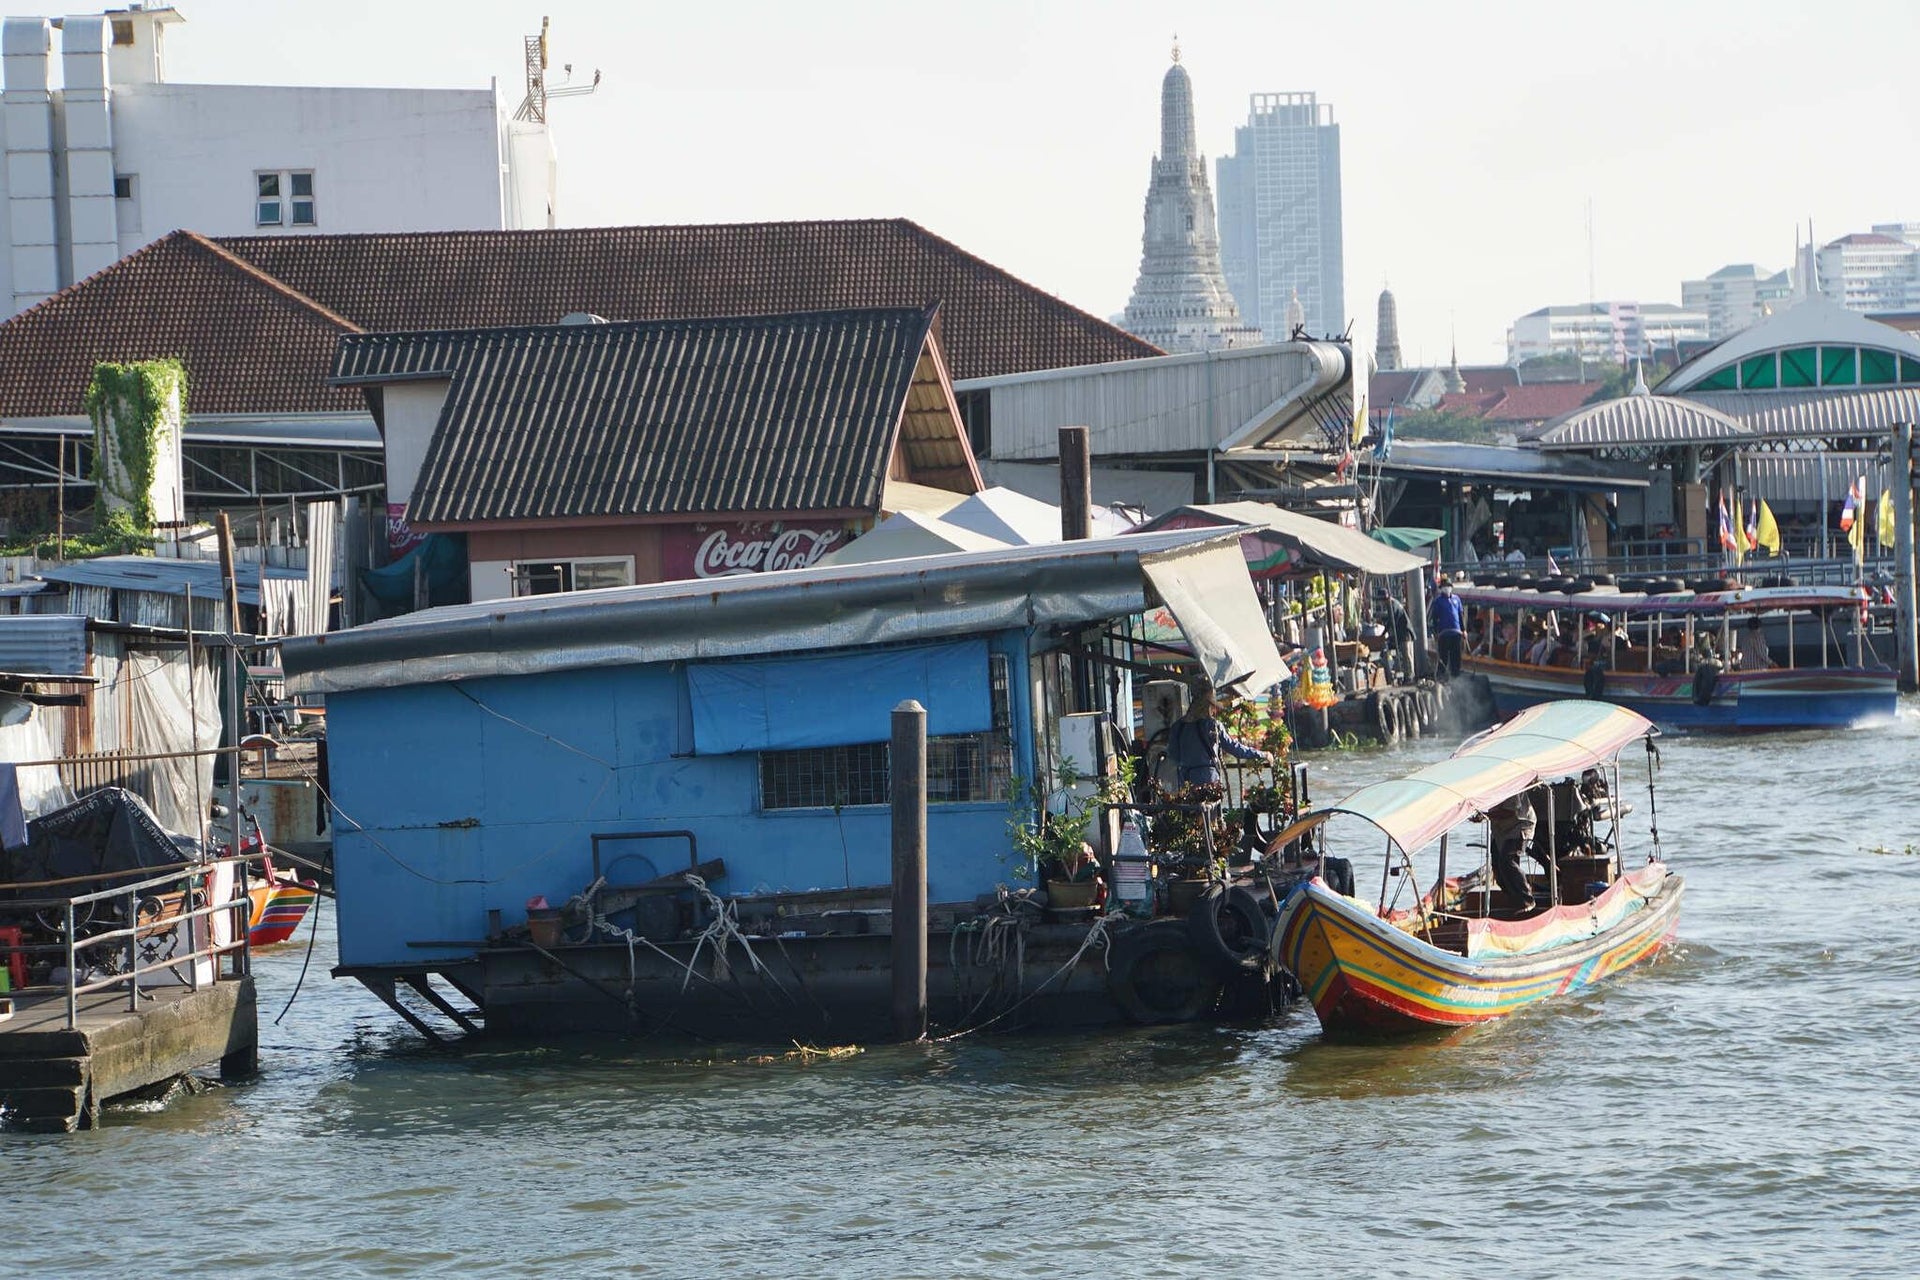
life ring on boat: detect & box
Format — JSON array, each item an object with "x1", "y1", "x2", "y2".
[
  {"x1": 1108, "y1": 921, "x2": 1222, "y2": 1024},
  {"x1": 1582, "y1": 663, "x2": 1607, "y2": 699},
  {"x1": 1692, "y1": 664, "x2": 1720, "y2": 706},
  {"x1": 1186, "y1": 883, "x2": 1271, "y2": 975}
]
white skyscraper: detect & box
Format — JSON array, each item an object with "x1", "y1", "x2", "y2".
[{"x1": 1216, "y1": 92, "x2": 1345, "y2": 339}]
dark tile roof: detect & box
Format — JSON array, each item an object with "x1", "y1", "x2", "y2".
[
  {"x1": 339, "y1": 307, "x2": 943, "y2": 525},
  {"x1": 222, "y1": 219, "x2": 1158, "y2": 383},
  {"x1": 0, "y1": 231, "x2": 364, "y2": 416},
  {"x1": 0, "y1": 220, "x2": 1159, "y2": 419}
]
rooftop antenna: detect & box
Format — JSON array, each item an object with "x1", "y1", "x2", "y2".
[{"x1": 515, "y1": 16, "x2": 601, "y2": 123}]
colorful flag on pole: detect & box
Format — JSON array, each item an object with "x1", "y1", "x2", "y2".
[
  {"x1": 1755, "y1": 499, "x2": 1782, "y2": 556},
  {"x1": 1718, "y1": 497, "x2": 1738, "y2": 554},
  {"x1": 1848, "y1": 485, "x2": 1865, "y2": 559},
  {"x1": 1839, "y1": 478, "x2": 1860, "y2": 533},
  {"x1": 1546, "y1": 551, "x2": 1561, "y2": 576},
  {"x1": 1745, "y1": 499, "x2": 1759, "y2": 553},
  {"x1": 1877, "y1": 489, "x2": 1895, "y2": 548}
]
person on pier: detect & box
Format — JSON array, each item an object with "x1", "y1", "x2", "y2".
[
  {"x1": 1428, "y1": 578, "x2": 1466, "y2": 678},
  {"x1": 1166, "y1": 686, "x2": 1272, "y2": 787}
]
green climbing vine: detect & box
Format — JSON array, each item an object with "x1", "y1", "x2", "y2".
[{"x1": 83, "y1": 358, "x2": 185, "y2": 536}]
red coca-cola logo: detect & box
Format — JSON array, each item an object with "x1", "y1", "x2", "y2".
[{"x1": 685, "y1": 524, "x2": 847, "y2": 578}]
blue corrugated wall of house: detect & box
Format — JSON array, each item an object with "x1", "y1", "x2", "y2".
[{"x1": 325, "y1": 633, "x2": 1036, "y2": 967}]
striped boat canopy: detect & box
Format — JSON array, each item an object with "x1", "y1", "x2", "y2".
[{"x1": 1277, "y1": 701, "x2": 1656, "y2": 855}]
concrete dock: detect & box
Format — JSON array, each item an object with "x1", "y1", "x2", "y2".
[{"x1": 0, "y1": 978, "x2": 257, "y2": 1132}]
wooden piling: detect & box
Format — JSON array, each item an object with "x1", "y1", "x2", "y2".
[
  {"x1": 889, "y1": 699, "x2": 928, "y2": 1042},
  {"x1": 1058, "y1": 425, "x2": 1091, "y2": 542}
]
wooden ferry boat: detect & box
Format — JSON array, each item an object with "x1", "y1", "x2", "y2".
[
  {"x1": 1271, "y1": 702, "x2": 1684, "y2": 1034},
  {"x1": 1453, "y1": 580, "x2": 1896, "y2": 732}
]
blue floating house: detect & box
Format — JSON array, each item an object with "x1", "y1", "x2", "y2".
[{"x1": 281, "y1": 529, "x2": 1287, "y2": 1037}]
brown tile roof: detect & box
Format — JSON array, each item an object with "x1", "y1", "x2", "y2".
[
  {"x1": 0, "y1": 220, "x2": 1160, "y2": 419},
  {"x1": 1460, "y1": 365, "x2": 1521, "y2": 395},
  {"x1": 336, "y1": 308, "x2": 947, "y2": 525},
  {"x1": 0, "y1": 231, "x2": 364, "y2": 416},
  {"x1": 1481, "y1": 382, "x2": 1604, "y2": 422}
]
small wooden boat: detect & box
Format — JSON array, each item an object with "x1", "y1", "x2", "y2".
[
  {"x1": 1271, "y1": 701, "x2": 1684, "y2": 1034},
  {"x1": 1454, "y1": 582, "x2": 1896, "y2": 731}
]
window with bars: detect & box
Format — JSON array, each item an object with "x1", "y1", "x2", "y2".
[
  {"x1": 759, "y1": 652, "x2": 1013, "y2": 810},
  {"x1": 510, "y1": 556, "x2": 634, "y2": 597}
]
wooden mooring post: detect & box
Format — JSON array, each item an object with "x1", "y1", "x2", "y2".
[
  {"x1": 1892, "y1": 421, "x2": 1917, "y2": 692},
  {"x1": 889, "y1": 699, "x2": 927, "y2": 1042},
  {"x1": 1058, "y1": 425, "x2": 1091, "y2": 542}
]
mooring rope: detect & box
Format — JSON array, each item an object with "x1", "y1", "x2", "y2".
[{"x1": 936, "y1": 910, "x2": 1122, "y2": 1042}]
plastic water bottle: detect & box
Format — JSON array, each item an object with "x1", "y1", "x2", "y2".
[{"x1": 1113, "y1": 817, "x2": 1152, "y2": 917}]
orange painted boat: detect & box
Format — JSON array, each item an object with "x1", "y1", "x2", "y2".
[{"x1": 1271, "y1": 701, "x2": 1684, "y2": 1034}]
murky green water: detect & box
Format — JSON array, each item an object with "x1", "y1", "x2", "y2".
[{"x1": 7, "y1": 702, "x2": 1918, "y2": 1278}]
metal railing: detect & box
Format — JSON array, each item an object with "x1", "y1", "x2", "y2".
[{"x1": 1, "y1": 854, "x2": 255, "y2": 1029}]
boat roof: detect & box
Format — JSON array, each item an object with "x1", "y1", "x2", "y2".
[
  {"x1": 1453, "y1": 582, "x2": 1863, "y2": 615},
  {"x1": 1272, "y1": 701, "x2": 1656, "y2": 855},
  {"x1": 282, "y1": 526, "x2": 1290, "y2": 697}
]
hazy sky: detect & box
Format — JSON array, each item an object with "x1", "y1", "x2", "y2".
[{"x1": 17, "y1": 0, "x2": 1920, "y2": 365}]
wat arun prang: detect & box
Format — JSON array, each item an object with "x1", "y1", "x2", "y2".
[{"x1": 1121, "y1": 45, "x2": 1263, "y2": 354}]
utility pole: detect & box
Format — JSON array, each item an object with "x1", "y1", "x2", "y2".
[{"x1": 1892, "y1": 422, "x2": 1917, "y2": 692}]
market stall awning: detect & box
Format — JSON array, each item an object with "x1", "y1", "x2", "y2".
[
  {"x1": 1369, "y1": 526, "x2": 1445, "y2": 552},
  {"x1": 1140, "y1": 541, "x2": 1291, "y2": 695},
  {"x1": 1269, "y1": 702, "x2": 1655, "y2": 854},
  {"x1": 1134, "y1": 502, "x2": 1426, "y2": 577}
]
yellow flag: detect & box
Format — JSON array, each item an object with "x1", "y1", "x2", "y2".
[
  {"x1": 1878, "y1": 490, "x2": 1895, "y2": 548},
  {"x1": 1756, "y1": 499, "x2": 1781, "y2": 555},
  {"x1": 1849, "y1": 500, "x2": 1864, "y2": 557}
]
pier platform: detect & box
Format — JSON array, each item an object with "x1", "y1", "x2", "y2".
[{"x1": 0, "y1": 978, "x2": 257, "y2": 1133}]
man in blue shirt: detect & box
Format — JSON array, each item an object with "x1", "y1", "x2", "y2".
[
  {"x1": 1166, "y1": 687, "x2": 1271, "y2": 787},
  {"x1": 1428, "y1": 577, "x2": 1466, "y2": 678}
]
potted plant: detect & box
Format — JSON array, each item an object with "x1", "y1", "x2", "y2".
[
  {"x1": 1152, "y1": 781, "x2": 1233, "y2": 912},
  {"x1": 1006, "y1": 757, "x2": 1129, "y2": 909}
]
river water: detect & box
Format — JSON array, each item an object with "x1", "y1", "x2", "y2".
[{"x1": 7, "y1": 701, "x2": 1918, "y2": 1279}]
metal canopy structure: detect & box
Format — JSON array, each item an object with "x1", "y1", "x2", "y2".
[
  {"x1": 1365, "y1": 441, "x2": 1650, "y2": 491},
  {"x1": 1133, "y1": 502, "x2": 1427, "y2": 576}
]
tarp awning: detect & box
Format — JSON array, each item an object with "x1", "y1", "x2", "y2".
[
  {"x1": 1141, "y1": 542, "x2": 1291, "y2": 695},
  {"x1": 688, "y1": 640, "x2": 992, "y2": 754},
  {"x1": 1369, "y1": 526, "x2": 1446, "y2": 552},
  {"x1": 1271, "y1": 701, "x2": 1654, "y2": 853},
  {"x1": 1136, "y1": 503, "x2": 1426, "y2": 576}
]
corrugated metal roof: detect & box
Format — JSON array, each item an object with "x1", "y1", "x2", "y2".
[
  {"x1": 281, "y1": 527, "x2": 1246, "y2": 696},
  {"x1": 1660, "y1": 295, "x2": 1920, "y2": 393},
  {"x1": 337, "y1": 308, "x2": 950, "y2": 526},
  {"x1": 1528, "y1": 394, "x2": 1754, "y2": 449},
  {"x1": 33, "y1": 555, "x2": 306, "y2": 608},
  {"x1": 1682, "y1": 387, "x2": 1920, "y2": 439},
  {"x1": 0, "y1": 614, "x2": 88, "y2": 677},
  {"x1": 1367, "y1": 441, "x2": 1649, "y2": 490},
  {"x1": 1735, "y1": 450, "x2": 1888, "y2": 502}
]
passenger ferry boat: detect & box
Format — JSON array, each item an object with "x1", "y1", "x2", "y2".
[
  {"x1": 1272, "y1": 701, "x2": 1684, "y2": 1033},
  {"x1": 1452, "y1": 578, "x2": 1897, "y2": 732}
]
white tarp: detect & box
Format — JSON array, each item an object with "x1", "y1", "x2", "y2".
[
  {"x1": 820, "y1": 511, "x2": 1009, "y2": 568},
  {"x1": 1141, "y1": 542, "x2": 1291, "y2": 696}
]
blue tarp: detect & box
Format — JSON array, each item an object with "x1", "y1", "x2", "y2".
[
  {"x1": 688, "y1": 640, "x2": 992, "y2": 754},
  {"x1": 361, "y1": 534, "x2": 468, "y2": 605}
]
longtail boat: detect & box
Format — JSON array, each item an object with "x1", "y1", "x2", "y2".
[
  {"x1": 1271, "y1": 701, "x2": 1683, "y2": 1034},
  {"x1": 245, "y1": 862, "x2": 318, "y2": 947},
  {"x1": 1454, "y1": 581, "x2": 1895, "y2": 731}
]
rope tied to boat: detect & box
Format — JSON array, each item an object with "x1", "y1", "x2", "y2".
[
  {"x1": 1643, "y1": 737, "x2": 1664, "y2": 862},
  {"x1": 937, "y1": 909, "x2": 1124, "y2": 1042},
  {"x1": 681, "y1": 873, "x2": 789, "y2": 1000}
]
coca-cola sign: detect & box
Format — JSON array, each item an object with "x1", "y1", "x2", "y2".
[{"x1": 662, "y1": 520, "x2": 849, "y2": 580}]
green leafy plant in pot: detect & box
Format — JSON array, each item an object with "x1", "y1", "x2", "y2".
[{"x1": 1005, "y1": 755, "x2": 1131, "y2": 907}]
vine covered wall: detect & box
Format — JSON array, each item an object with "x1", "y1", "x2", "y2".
[{"x1": 85, "y1": 358, "x2": 187, "y2": 538}]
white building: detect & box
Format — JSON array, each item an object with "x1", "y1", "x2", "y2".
[
  {"x1": 1680, "y1": 263, "x2": 1794, "y2": 340},
  {"x1": 1215, "y1": 91, "x2": 1344, "y2": 339},
  {"x1": 1814, "y1": 232, "x2": 1920, "y2": 315},
  {"x1": 1507, "y1": 301, "x2": 1708, "y2": 365},
  {"x1": 0, "y1": 6, "x2": 561, "y2": 316}
]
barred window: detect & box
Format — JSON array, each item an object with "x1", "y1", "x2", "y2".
[{"x1": 759, "y1": 654, "x2": 1012, "y2": 810}]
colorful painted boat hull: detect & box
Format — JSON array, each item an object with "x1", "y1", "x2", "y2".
[
  {"x1": 1465, "y1": 656, "x2": 1896, "y2": 732},
  {"x1": 1273, "y1": 862, "x2": 1684, "y2": 1033},
  {"x1": 247, "y1": 880, "x2": 318, "y2": 947}
]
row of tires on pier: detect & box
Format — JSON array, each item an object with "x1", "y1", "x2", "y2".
[{"x1": 1471, "y1": 571, "x2": 1796, "y2": 595}]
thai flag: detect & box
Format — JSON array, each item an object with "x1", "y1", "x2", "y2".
[
  {"x1": 1546, "y1": 551, "x2": 1561, "y2": 575},
  {"x1": 1718, "y1": 497, "x2": 1737, "y2": 551},
  {"x1": 1840, "y1": 479, "x2": 1859, "y2": 533},
  {"x1": 1745, "y1": 499, "x2": 1759, "y2": 551}
]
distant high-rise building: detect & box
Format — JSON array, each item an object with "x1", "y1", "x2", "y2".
[
  {"x1": 1376, "y1": 287, "x2": 1403, "y2": 371},
  {"x1": 1507, "y1": 302, "x2": 1709, "y2": 365},
  {"x1": 1816, "y1": 231, "x2": 1920, "y2": 314},
  {"x1": 1216, "y1": 91, "x2": 1345, "y2": 339},
  {"x1": 1120, "y1": 47, "x2": 1261, "y2": 354},
  {"x1": 1680, "y1": 264, "x2": 1793, "y2": 340}
]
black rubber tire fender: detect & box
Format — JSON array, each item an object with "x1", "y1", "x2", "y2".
[
  {"x1": 1187, "y1": 883, "x2": 1271, "y2": 975},
  {"x1": 1108, "y1": 921, "x2": 1223, "y2": 1024}
]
